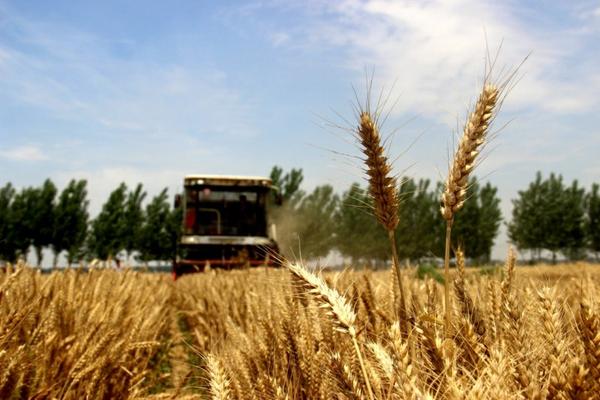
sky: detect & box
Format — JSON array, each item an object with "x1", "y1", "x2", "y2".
[{"x1": 1, "y1": 0, "x2": 599, "y2": 260}]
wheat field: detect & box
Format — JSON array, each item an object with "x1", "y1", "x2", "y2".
[
  {"x1": 1, "y1": 260, "x2": 599, "y2": 399},
  {"x1": 3, "y1": 60, "x2": 594, "y2": 400}
]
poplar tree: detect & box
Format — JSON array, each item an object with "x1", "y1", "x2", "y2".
[
  {"x1": 509, "y1": 172, "x2": 586, "y2": 262},
  {"x1": 396, "y1": 178, "x2": 438, "y2": 262},
  {"x1": 508, "y1": 172, "x2": 547, "y2": 261},
  {"x1": 10, "y1": 187, "x2": 37, "y2": 259},
  {"x1": 31, "y1": 179, "x2": 57, "y2": 266},
  {"x1": 0, "y1": 183, "x2": 16, "y2": 262},
  {"x1": 123, "y1": 183, "x2": 146, "y2": 260},
  {"x1": 52, "y1": 179, "x2": 89, "y2": 266},
  {"x1": 586, "y1": 183, "x2": 600, "y2": 261},
  {"x1": 139, "y1": 188, "x2": 172, "y2": 262},
  {"x1": 88, "y1": 183, "x2": 128, "y2": 260},
  {"x1": 334, "y1": 183, "x2": 388, "y2": 266}
]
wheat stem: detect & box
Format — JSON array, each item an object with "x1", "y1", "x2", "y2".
[
  {"x1": 388, "y1": 230, "x2": 406, "y2": 332},
  {"x1": 444, "y1": 221, "x2": 453, "y2": 337},
  {"x1": 351, "y1": 334, "x2": 375, "y2": 400},
  {"x1": 441, "y1": 83, "x2": 499, "y2": 337}
]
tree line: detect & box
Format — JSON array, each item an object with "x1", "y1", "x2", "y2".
[
  {"x1": 0, "y1": 179, "x2": 181, "y2": 266},
  {"x1": 508, "y1": 172, "x2": 600, "y2": 262},
  {"x1": 0, "y1": 169, "x2": 598, "y2": 266},
  {"x1": 269, "y1": 168, "x2": 600, "y2": 264},
  {"x1": 270, "y1": 167, "x2": 502, "y2": 265}
]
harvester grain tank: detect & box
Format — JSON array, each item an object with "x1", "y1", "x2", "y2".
[{"x1": 172, "y1": 175, "x2": 281, "y2": 277}]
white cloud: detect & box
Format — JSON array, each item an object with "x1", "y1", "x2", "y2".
[
  {"x1": 258, "y1": 0, "x2": 599, "y2": 119},
  {"x1": 578, "y1": 4, "x2": 600, "y2": 19},
  {"x1": 269, "y1": 32, "x2": 290, "y2": 47},
  {"x1": 0, "y1": 145, "x2": 48, "y2": 161}
]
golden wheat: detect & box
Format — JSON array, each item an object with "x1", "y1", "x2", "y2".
[
  {"x1": 356, "y1": 108, "x2": 408, "y2": 339},
  {"x1": 1, "y1": 262, "x2": 599, "y2": 399}
]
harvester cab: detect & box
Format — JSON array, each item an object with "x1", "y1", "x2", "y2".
[{"x1": 173, "y1": 175, "x2": 281, "y2": 278}]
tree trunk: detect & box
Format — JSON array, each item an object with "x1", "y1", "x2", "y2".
[
  {"x1": 35, "y1": 246, "x2": 43, "y2": 268},
  {"x1": 52, "y1": 252, "x2": 59, "y2": 270},
  {"x1": 552, "y1": 251, "x2": 556, "y2": 265},
  {"x1": 530, "y1": 249, "x2": 534, "y2": 265}
]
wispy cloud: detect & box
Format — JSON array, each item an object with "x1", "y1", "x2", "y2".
[
  {"x1": 0, "y1": 8, "x2": 259, "y2": 140},
  {"x1": 269, "y1": 32, "x2": 291, "y2": 47},
  {"x1": 244, "y1": 0, "x2": 600, "y2": 117},
  {"x1": 0, "y1": 145, "x2": 48, "y2": 161}
]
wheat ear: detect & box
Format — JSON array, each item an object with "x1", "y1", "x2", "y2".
[
  {"x1": 206, "y1": 354, "x2": 231, "y2": 400},
  {"x1": 286, "y1": 262, "x2": 375, "y2": 400},
  {"x1": 357, "y1": 110, "x2": 406, "y2": 332},
  {"x1": 578, "y1": 302, "x2": 600, "y2": 396},
  {"x1": 441, "y1": 83, "x2": 499, "y2": 337},
  {"x1": 453, "y1": 247, "x2": 486, "y2": 337}
]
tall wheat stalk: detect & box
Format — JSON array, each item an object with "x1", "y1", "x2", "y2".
[
  {"x1": 356, "y1": 110, "x2": 406, "y2": 332},
  {"x1": 441, "y1": 83, "x2": 499, "y2": 336}
]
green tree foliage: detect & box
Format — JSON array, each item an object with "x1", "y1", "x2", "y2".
[
  {"x1": 334, "y1": 183, "x2": 388, "y2": 265},
  {"x1": 166, "y1": 204, "x2": 183, "y2": 263},
  {"x1": 269, "y1": 166, "x2": 306, "y2": 256},
  {"x1": 53, "y1": 179, "x2": 89, "y2": 266},
  {"x1": 270, "y1": 166, "x2": 304, "y2": 205},
  {"x1": 562, "y1": 180, "x2": 586, "y2": 260},
  {"x1": 123, "y1": 183, "x2": 146, "y2": 260},
  {"x1": 88, "y1": 183, "x2": 128, "y2": 260},
  {"x1": 268, "y1": 170, "x2": 503, "y2": 265},
  {"x1": 396, "y1": 178, "x2": 438, "y2": 262},
  {"x1": 508, "y1": 172, "x2": 547, "y2": 261},
  {"x1": 450, "y1": 180, "x2": 482, "y2": 259},
  {"x1": 139, "y1": 188, "x2": 176, "y2": 262},
  {"x1": 509, "y1": 172, "x2": 586, "y2": 262},
  {"x1": 434, "y1": 177, "x2": 502, "y2": 263},
  {"x1": 542, "y1": 174, "x2": 568, "y2": 261},
  {"x1": 10, "y1": 187, "x2": 37, "y2": 258},
  {"x1": 449, "y1": 179, "x2": 502, "y2": 262},
  {"x1": 477, "y1": 182, "x2": 503, "y2": 261},
  {"x1": 585, "y1": 183, "x2": 600, "y2": 260},
  {"x1": 0, "y1": 183, "x2": 17, "y2": 262},
  {"x1": 294, "y1": 185, "x2": 339, "y2": 259},
  {"x1": 30, "y1": 179, "x2": 57, "y2": 266}
]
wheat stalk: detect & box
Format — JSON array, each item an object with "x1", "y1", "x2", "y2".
[
  {"x1": 441, "y1": 83, "x2": 499, "y2": 337},
  {"x1": 285, "y1": 262, "x2": 375, "y2": 400},
  {"x1": 357, "y1": 110, "x2": 407, "y2": 334},
  {"x1": 453, "y1": 247, "x2": 486, "y2": 338}
]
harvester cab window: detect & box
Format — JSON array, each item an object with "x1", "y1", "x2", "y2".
[{"x1": 184, "y1": 186, "x2": 267, "y2": 237}]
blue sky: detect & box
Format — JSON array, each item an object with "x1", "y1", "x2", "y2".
[{"x1": 1, "y1": 0, "x2": 599, "y2": 259}]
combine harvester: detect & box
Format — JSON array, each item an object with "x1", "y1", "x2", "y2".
[{"x1": 172, "y1": 175, "x2": 282, "y2": 278}]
